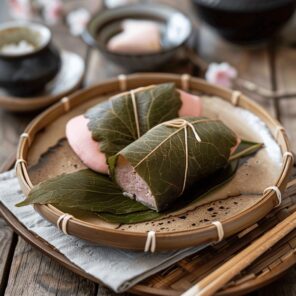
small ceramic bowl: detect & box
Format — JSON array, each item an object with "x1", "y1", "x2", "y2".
[
  {"x1": 0, "y1": 22, "x2": 61, "y2": 97},
  {"x1": 192, "y1": 0, "x2": 296, "y2": 44},
  {"x1": 83, "y1": 4, "x2": 192, "y2": 71}
]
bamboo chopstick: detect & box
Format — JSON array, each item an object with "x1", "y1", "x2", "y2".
[{"x1": 182, "y1": 210, "x2": 296, "y2": 296}]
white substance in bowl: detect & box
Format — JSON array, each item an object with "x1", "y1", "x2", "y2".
[{"x1": 1, "y1": 40, "x2": 35, "y2": 55}]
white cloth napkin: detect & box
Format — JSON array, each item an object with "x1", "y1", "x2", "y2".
[{"x1": 0, "y1": 170, "x2": 207, "y2": 293}]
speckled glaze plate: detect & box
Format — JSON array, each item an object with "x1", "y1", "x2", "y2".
[
  {"x1": 0, "y1": 50, "x2": 85, "y2": 112},
  {"x1": 16, "y1": 73, "x2": 293, "y2": 251}
]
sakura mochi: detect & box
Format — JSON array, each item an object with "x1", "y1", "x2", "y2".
[
  {"x1": 66, "y1": 115, "x2": 109, "y2": 174},
  {"x1": 66, "y1": 86, "x2": 202, "y2": 174},
  {"x1": 107, "y1": 20, "x2": 161, "y2": 54},
  {"x1": 112, "y1": 117, "x2": 238, "y2": 211}
]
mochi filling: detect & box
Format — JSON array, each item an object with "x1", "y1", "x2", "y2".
[{"x1": 115, "y1": 156, "x2": 157, "y2": 210}]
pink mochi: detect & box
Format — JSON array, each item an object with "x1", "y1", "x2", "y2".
[
  {"x1": 66, "y1": 90, "x2": 203, "y2": 174},
  {"x1": 107, "y1": 20, "x2": 161, "y2": 54},
  {"x1": 231, "y1": 137, "x2": 241, "y2": 155},
  {"x1": 178, "y1": 89, "x2": 202, "y2": 117},
  {"x1": 66, "y1": 115, "x2": 109, "y2": 174}
]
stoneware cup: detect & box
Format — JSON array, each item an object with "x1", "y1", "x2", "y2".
[{"x1": 0, "y1": 21, "x2": 61, "y2": 97}]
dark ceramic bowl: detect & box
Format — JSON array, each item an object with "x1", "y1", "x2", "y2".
[
  {"x1": 192, "y1": 0, "x2": 296, "y2": 44},
  {"x1": 0, "y1": 22, "x2": 61, "y2": 97},
  {"x1": 83, "y1": 4, "x2": 192, "y2": 71}
]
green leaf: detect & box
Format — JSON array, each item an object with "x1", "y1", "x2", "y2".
[
  {"x1": 16, "y1": 138, "x2": 262, "y2": 224},
  {"x1": 85, "y1": 83, "x2": 181, "y2": 157},
  {"x1": 17, "y1": 160, "x2": 238, "y2": 224},
  {"x1": 16, "y1": 169, "x2": 148, "y2": 214},
  {"x1": 110, "y1": 117, "x2": 238, "y2": 211},
  {"x1": 230, "y1": 139, "x2": 263, "y2": 161}
]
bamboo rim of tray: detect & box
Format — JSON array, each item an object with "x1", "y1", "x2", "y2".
[{"x1": 16, "y1": 73, "x2": 294, "y2": 251}]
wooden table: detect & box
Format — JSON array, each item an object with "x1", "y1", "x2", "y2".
[{"x1": 1, "y1": 1, "x2": 296, "y2": 295}]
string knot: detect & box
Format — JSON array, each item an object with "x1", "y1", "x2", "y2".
[{"x1": 164, "y1": 118, "x2": 202, "y2": 142}]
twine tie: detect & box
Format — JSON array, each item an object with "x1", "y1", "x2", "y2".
[
  {"x1": 57, "y1": 214, "x2": 73, "y2": 235},
  {"x1": 144, "y1": 230, "x2": 156, "y2": 253},
  {"x1": 130, "y1": 90, "x2": 141, "y2": 139},
  {"x1": 264, "y1": 186, "x2": 282, "y2": 207},
  {"x1": 118, "y1": 74, "x2": 127, "y2": 91},
  {"x1": 231, "y1": 91, "x2": 241, "y2": 106},
  {"x1": 61, "y1": 97, "x2": 70, "y2": 112},
  {"x1": 181, "y1": 74, "x2": 191, "y2": 91},
  {"x1": 212, "y1": 221, "x2": 224, "y2": 242}
]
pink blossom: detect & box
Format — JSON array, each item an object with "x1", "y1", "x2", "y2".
[
  {"x1": 205, "y1": 63, "x2": 237, "y2": 88},
  {"x1": 8, "y1": 0, "x2": 36, "y2": 20},
  {"x1": 42, "y1": 0, "x2": 64, "y2": 24},
  {"x1": 66, "y1": 8, "x2": 91, "y2": 36}
]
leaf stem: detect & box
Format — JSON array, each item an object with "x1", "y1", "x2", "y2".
[{"x1": 229, "y1": 143, "x2": 264, "y2": 161}]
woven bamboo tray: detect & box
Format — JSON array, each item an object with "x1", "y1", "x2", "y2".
[{"x1": 15, "y1": 73, "x2": 293, "y2": 251}]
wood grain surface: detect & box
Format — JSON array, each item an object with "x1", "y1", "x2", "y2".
[
  {"x1": 1, "y1": 0, "x2": 296, "y2": 295},
  {"x1": 4, "y1": 238, "x2": 97, "y2": 296},
  {"x1": 275, "y1": 45, "x2": 296, "y2": 152},
  {"x1": 0, "y1": 220, "x2": 16, "y2": 295}
]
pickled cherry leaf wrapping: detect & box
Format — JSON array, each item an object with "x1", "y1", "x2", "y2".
[
  {"x1": 109, "y1": 117, "x2": 238, "y2": 211},
  {"x1": 85, "y1": 83, "x2": 181, "y2": 157}
]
